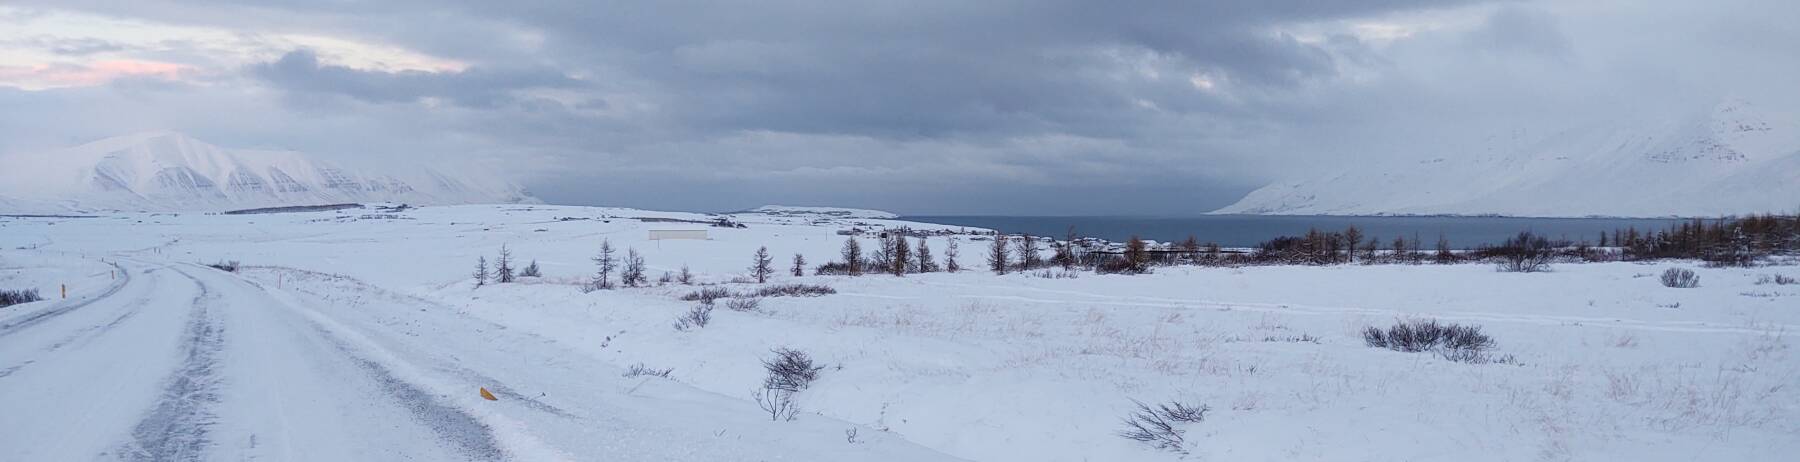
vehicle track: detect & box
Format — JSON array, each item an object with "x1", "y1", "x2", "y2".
[
  {"x1": 0, "y1": 260, "x2": 131, "y2": 337},
  {"x1": 117, "y1": 268, "x2": 224, "y2": 462}
]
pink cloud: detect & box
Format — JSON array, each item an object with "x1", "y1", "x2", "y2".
[{"x1": 0, "y1": 59, "x2": 191, "y2": 89}]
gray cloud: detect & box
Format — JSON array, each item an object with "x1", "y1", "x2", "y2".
[
  {"x1": 247, "y1": 49, "x2": 582, "y2": 107},
  {"x1": 8, "y1": 36, "x2": 131, "y2": 55},
  {"x1": 5, "y1": 0, "x2": 1800, "y2": 214},
  {"x1": 1464, "y1": 6, "x2": 1571, "y2": 58}
]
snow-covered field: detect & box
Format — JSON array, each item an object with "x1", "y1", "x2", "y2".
[{"x1": 2, "y1": 204, "x2": 1796, "y2": 461}]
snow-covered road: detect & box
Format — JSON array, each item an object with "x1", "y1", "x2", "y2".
[
  {"x1": 0, "y1": 259, "x2": 506, "y2": 460},
  {"x1": 0, "y1": 257, "x2": 954, "y2": 461}
]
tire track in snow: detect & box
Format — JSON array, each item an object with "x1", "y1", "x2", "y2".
[
  {"x1": 320, "y1": 333, "x2": 507, "y2": 461},
  {"x1": 231, "y1": 266, "x2": 509, "y2": 460},
  {"x1": 0, "y1": 296, "x2": 147, "y2": 379},
  {"x1": 117, "y1": 268, "x2": 224, "y2": 462},
  {"x1": 0, "y1": 260, "x2": 130, "y2": 338},
  {"x1": 251, "y1": 265, "x2": 578, "y2": 421}
]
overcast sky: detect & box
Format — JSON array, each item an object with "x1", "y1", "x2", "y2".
[{"x1": 2, "y1": 1, "x2": 1796, "y2": 215}]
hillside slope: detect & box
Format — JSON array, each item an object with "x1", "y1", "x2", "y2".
[
  {"x1": 0, "y1": 131, "x2": 535, "y2": 212},
  {"x1": 1216, "y1": 100, "x2": 1800, "y2": 217}
]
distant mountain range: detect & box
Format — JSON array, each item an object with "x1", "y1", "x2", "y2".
[
  {"x1": 0, "y1": 131, "x2": 535, "y2": 213},
  {"x1": 1215, "y1": 99, "x2": 1800, "y2": 217}
]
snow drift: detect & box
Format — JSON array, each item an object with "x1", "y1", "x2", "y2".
[{"x1": 0, "y1": 131, "x2": 536, "y2": 213}]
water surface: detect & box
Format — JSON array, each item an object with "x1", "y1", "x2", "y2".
[{"x1": 901, "y1": 215, "x2": 1690, "y2": 248}]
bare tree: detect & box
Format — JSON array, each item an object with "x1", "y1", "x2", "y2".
[
  {"x1": 751, "y1": 246, "x2": 774, "y2": 283},
  {"x1": 496, "y1": 244, "x2": 515, "y2": 283},
  {"x1": 592, "y1": 239, "x2": 617, "y2": 290},
  {"x1": 1409, "y1": 233, "x2": 1424, "y2": 265},
  {"x1": 1125, "y1": 235, "x2": 1149, "y2": 272},
  {"x1": 1016, "y1": 234, "x2": 1042, "y2": 270},
  {"x1": 1391, "y1": 236, "x2": 1408, "y2": 264},
  {"x1": 1053, "y1": 226, "x2": 1079, "y2": 269},
  {"x1": 1343, "y1": 226, "x2": 1364, "y2": 263},
  {"x1": 519, "y1": 259, "x2": 541, "y2": 278},
  {"x1": 944, "y1": 238, "x2": 961, "y2": 273},
  {"x1": 988, "y1": 234, "x2": 1011, "y2": 274},
  {"x1": 1180, "y1": 235, "x2": 1201, "y2": 265},
  {"x1": 841, "y1": 237, "x2": 863, "y2": 276},
  {"x1": 914, "y1": 237, "x2": 936, "y2": 272},
  {"x1": 473, "y1": 256, "x2": 488, "y2": 287},
  {"x1": 1434, "y1": 234, "x2": 1455, "y2": 264},
  {"x1": 623, "y1": 248, "x2": 647, "y2": 287},
  {"x1": 890, "y1": 235, "x2": 911, "y2": 276},
  {"x1": 791, "y1": 253, "x2": 806, "y2": 277}
]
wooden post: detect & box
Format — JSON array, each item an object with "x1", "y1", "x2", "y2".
[{"x1": 62, "y1": 284, "x2": 67, "y2": 299}]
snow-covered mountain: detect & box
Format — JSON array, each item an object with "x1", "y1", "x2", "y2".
[
  {"x1": 1215, "y1": 99, "x2": 1800, "y2": 217},
  {"x1": 742, "y1": 205, "x2": 900, "y2": 219},
  {"x1": 0, "y1": 131, "x2": 536, "y2": 213}
]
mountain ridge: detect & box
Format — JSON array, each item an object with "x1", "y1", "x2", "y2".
[
  {"x1": 0, "y1": 131, "x2": 536, "y2": 213},
  {"x1": 1215, "y1": 99, "x2": 1800, "y2": 217}
]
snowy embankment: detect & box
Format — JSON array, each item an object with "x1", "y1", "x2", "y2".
[{"x1": 1, "y1": 205, "x2": 1795, "y2": 461}]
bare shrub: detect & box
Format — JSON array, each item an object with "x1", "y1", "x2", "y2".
[
  {"x1": 762, "y1": 347, "x2": 824, "y2": 391},
  {"x1": 679, "y1": 286, "x2": 733, "y2": 303},
  {"x1": 0, "y1": 288, "x2": 43, "y2": 307},
  {"x1": 752, "y1": 283, "x2": 836, "y2": 297},
  {"x1": 812, "y1": 261, "x2": 857, "y2": 275},
  {"x1": 207, "y1": 260, "x2": 240, "y2": 272},
  {"x1": 1029, "y1": 269, "x2": 1080, "y2": 279},
  {"x1": 623, "y1": 363, "x2": 672, "y2": 378},
  {"x1": 1492, "y1": 231, "x2": 1554, "y2": 273},
  {"x1": 673, "y1": 304, "x2": 714, "y2": 331},
  {"x1": 725, "y1": 297, "x2": 761, "y2": 312},
  {"x1": 1755, "y1": 274, "x2": 1796, "y2": 285},
  {"x1": 753, "y1": 387, "x2": 800, "y2": 421},
  {"x1": 1118, "y1": 399, "x2": 1207, "y2": 453},
  {"x1": 519, "y1": 260, "x2": 542, "y2": 278},
  {"x1": 1260, "y1": 333, "x2": 1320, "y2": 343},
  {"x1": 1363, "y1": 319, "x2": 1500, "y2": 363},
  {"x1": 1660, "y1": 268, "x2": 1699, "y2": 288}
]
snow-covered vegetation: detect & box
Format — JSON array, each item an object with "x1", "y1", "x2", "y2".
[{"x1": 1, "y1": 204, "x2": 1795, "y2": 461}]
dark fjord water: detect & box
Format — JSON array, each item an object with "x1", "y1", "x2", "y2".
[{"x1": 900, "y1": 215, "x2": 1690, "y2": 248}]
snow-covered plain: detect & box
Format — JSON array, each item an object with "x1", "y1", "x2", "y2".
[{"x1": 1, "y1": 204, "x2": 1796, "y2": 461}]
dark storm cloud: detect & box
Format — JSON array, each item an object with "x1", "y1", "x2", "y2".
[{"x1": 8, "y1": 0, "x2": 1800, "y2": 214}]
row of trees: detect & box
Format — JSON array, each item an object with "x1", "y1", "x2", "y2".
[
  {"x1": 824, "y1": 233, "x2": 960, "y2": 276},
  {"x1": 472, "y1": 244, "x2": 541, "y2": 286},
  {"x1": 590, "y1": 240, "x2": 649, "y2": 289},
  {"x1": 482, "y1": 213, "x2": 1800, "y2": 288},
  {"x1": 1248, "y1": 227, "x2": 1456, "y2": 266},
  {"x1": 1608, "y1": 214, "x2": 1800, "y2": 266}
]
